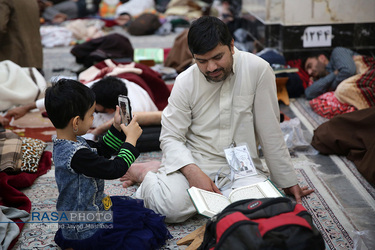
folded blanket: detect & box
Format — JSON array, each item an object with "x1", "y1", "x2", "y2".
[
  {"x1": 310, "y1": 55, "x2": 375, "y2": 118},
  {"x1": 0, "y1": 151, "x2": 52, "y2": 250},
  {"x1": 335, "y1": 55, "x2": 375, "y2": 110},
  {"x1": 0, "y1": 131, "x2": 22, "y2": 172},
  {"x1": 309, "y1": 91, "x2": 356, "y2": 119},
  {"x1": 0, "y1": 206, "x2": 30, "y2": 250}
]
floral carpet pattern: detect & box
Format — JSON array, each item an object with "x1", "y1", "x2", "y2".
[
  {"x1": 290, "y1": 98, "x2": 375, "y2": 197},
  {"x1": 11, "y1": 99, "x2": 375, "y2": 250},
  {"x1": 13, "y1": 151, "x2": 357, "y2": 250}
]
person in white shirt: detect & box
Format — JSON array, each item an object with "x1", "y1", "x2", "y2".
[
  {"x1": 120, "y1": 16, "x2": 313, "y2": 223},
  {"x1": 4, "y1": 76, "x2": 162, "y2": 142},
  {"x1": 86, "y1": 76, "x2": 159, "y2": 132}
]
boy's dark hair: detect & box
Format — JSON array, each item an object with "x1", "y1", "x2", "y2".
[
  {"x1": 188, "y1": 16, "x2": 233, "y2": 56},
  {"x1": 45, "y1": 79, "x2": 95, "y2": 129},
  {"x1": 91, "y1": 76, "x2": 128, "y2": 110}
]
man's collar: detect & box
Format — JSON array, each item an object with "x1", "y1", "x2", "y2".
[{"x1": 232, "y1": 47, "x2": 239, "y2": 75}]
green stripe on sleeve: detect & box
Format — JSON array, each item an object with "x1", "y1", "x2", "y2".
[
  {"x1": 121, "y1": 149, "x2": 135, "y2": 162},
  {"x1": 107, "y1": 130, "x2": 123, "y2": 145},
  {"x1": 103, "y1": 135, "x2": 117, "y2": 151},
  {"x1": 119, "y1": 152, "x2": 133, "y2": 164},
  {"x1": 118, "y1": 149, "x2": 136, "y2": 166},
  {"x1": 103, "y1": 130, "x2": 123, "y2": 151}
]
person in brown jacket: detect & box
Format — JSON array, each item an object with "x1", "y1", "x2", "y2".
[{"x1": 0, "y1": 0, "x2": 43, "y2": 70}]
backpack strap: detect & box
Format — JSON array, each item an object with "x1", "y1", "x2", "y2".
[
  {"x1": 251, "y1": 204, "x2": 312, "y2": 236},
  {"x1": 216, "y1": 212, "x2": 250, "y2": 240}
]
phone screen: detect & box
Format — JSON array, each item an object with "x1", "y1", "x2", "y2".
[{"x1": 118, "y1": 95, "x2": 132, "y2": 126}]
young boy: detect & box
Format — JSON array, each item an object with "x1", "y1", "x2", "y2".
[{"x1": 45, "y1": 79, "x2": 171, "y2": 249}]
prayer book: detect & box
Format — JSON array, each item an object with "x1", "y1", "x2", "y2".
[
  {"x1": 271, "y1": 64, "x2": 299, "y2": 74},
  {"x1": 187, "y1": 179, "x2": 283, "y2": 218}
]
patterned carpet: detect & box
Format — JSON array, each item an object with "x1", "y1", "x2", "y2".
[
  {"x1": 13, "y1": 148, "x2": 367, "y2": 249},
  {"x1": 290, "y1": 98, "x2": 375, "y2": 197},
  {"x1": 290, "y1": 98, "x2": 375, "y2": 250},
  {"x1": 8, "y1": 37, "x2": 375, "y2": 248}
]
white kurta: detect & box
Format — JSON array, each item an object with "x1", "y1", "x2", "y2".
[{"x1": 136, "y1": 48, "x2": 298, "y2": 223}]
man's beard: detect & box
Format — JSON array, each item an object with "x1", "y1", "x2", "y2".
[{"x1": 204, "y1": 67, "x2": 232, "y2": 82}]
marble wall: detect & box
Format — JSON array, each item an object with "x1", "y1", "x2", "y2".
[
  {"x1": 242, "y1": 0, "x2": 375, "y2": 25},
  {"x1": 242, "y1": 0, "x2": 375, "y2": 59}
]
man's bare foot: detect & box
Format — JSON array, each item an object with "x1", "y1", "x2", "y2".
[{"x1": 120, "y1": 161, "x2": 160, "y2": 188}]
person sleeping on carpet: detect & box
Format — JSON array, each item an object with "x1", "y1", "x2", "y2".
[
  {"x1": 44, "y1": 78, "x2": 171, "y2": 249},
  {"x1": 302, "y1": 47, "x2": 358, "y2": 100},
  {"x1": 5, "y1": 76, "x2": 163, "y2": 152}
]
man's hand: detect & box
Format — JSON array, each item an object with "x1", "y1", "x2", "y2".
[
  {"x1": 283, "y1": 184, "x2": 314, "y2": 204},
  {"x1": 180, "y1": 164, "x2": 222, "y2": 194},
  {"x1": 89, "y1": 118, "x2": 113, "y2": 136},
  {"x1": 5, "y1": 103, "x2": 36, "y2": 120},
  {"x1": 0, "y1": 116, "x2": 9, "y2": 127}
]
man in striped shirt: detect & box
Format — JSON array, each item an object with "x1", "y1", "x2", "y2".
[{"x1": 303, "y1": 47, "x2": 358, "y2": 100}]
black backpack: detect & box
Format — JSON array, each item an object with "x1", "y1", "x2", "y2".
[{"x1": 198, "y1": 197, "x2": 325, "y2": 250}]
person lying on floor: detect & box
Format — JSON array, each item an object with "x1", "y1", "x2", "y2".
[
  {"x1": 45, "y1": 78, "x2": 171, "y2": 249},
  {"x1": 311, "y1": 106, "x2": 375, "y2": 186},
  {"x1": 5, "y1": 76, "x2": 163, "y2": 152},
  {"x1": 303, "y1": 47, "x2": 358, "y2": 100},
  {"x1": 38, "y1": 0, "x2": 92, "y2": 24},
  {"x1": 119, "y1": 16, "x2": 314, "y2": 223}
]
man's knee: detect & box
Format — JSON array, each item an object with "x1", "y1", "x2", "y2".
[
  {"x1": 137, "y1": 172, "x2": 196, "y2": 223},
  {"x1": 162, "y1": 200, "x2": 196, "y2": 223},
  {"x1": 142, "y1": 185, "x2": 195, "y2": 223}
]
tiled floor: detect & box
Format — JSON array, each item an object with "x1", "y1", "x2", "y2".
[{"x1": 281, "y1": 102, "x2": 375, "y2": 249}]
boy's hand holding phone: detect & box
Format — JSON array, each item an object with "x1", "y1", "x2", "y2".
[
  {"x1": 120, "y1": 115, "x2": 142, "y2": 146},
  {"x1": 117, "y1": 95, "x2": 142, "y2": 146},
  {"x1": 113, "y1": 106, "x2": 122, "y2": 132}
]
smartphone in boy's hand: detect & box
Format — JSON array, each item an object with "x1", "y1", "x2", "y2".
[{"x1": 118, "y1": 95, "x2": 132, "y2": 126}]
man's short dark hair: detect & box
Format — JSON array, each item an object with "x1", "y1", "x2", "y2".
[
  {"x1": 301, "y1": 51, "x2": 330, "y2": 70},
  {"x1": 45, "y1": 79, "x2": 95, "y2": 129},
  {"x1": 91, "y1": 76, "x2": 128, "y2": 110},
  {"x1": 187, "y1": 16, "x2": 233, "y2": 56}
]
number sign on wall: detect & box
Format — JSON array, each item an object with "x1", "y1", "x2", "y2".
[{"x1": 302, "y1": 26, "x2": 332, "y2": 47}]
